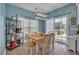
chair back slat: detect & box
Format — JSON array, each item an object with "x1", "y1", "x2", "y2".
[{"x1": 44, "y1": 33, "x2": 54, "y2": 44}]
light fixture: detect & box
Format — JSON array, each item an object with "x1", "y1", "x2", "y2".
[{"x1": 34, "y1": 7, "x2": 48, "y2": 20}]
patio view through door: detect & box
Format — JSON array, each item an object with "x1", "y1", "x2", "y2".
[{"x1": 54, "y1": 15, "x2": 68, "y2": 45}]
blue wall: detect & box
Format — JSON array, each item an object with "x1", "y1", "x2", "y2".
[
  {"x1": 0, "y1": 3, "x2": 6, "y2": 55},
  {"x1": 47, "y1": 4, "x2": 77, "y2": 18},
  {"x1": 0, "y1": 3, "x2": 1, "y2": 55},
  {"x1": 6, "y1": 4, "x2": 34, "y2": 19},
  {"x1": 46, "y1": 3, "x2": 77, "y2": 35},
  {"x1": 6, "y1": 4, "x2": 45, "y2": 33}
]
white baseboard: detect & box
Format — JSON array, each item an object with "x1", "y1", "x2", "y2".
[{"x1": 3, "y1": 49, "x2": 6, "y2": 55}]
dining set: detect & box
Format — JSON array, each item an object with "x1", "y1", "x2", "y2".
[{"x1": 26, "y1": 32, "x2": 55, "y2": 55}]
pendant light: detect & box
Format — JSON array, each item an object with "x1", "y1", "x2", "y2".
[{"x1": 34, "y1": 4, "x2": 48, "y2": 20}]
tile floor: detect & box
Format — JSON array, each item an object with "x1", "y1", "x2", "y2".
[{"x1": 6, "y1": 42, "x2": 79, "y2": 55}]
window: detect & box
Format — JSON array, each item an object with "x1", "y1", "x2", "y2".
[
  {"x1": 30, "y1": 20, "x2": 38, "y2": 34},
  {"x1": 18, "y1": 17, "x2": 38, "y2": 35}
]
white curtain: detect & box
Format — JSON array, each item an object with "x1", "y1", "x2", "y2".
[{"x1": 45, "y1": 18, "x2": 54, "y2": 33}]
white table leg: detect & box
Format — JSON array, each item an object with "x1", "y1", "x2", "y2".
[
  {"x1": 30, "y1": 48, "x2": 32, "y2": 55},
  {"x1": 43, "y1": 47, "x2": 45, "y2": 55}
]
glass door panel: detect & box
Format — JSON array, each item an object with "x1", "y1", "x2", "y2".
[{"x1": 54, "y1": 16, "x2": 67, "y2": 44}]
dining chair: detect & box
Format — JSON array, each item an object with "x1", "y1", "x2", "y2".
[
  {"x1": 42, "y1": 33, "x2": 55, "y2": 55},
  {"x1": 26, "y1": 33, "x2": 43, "y2": 55},
  {"x1": 26, "y1": 39, "x2": 36, "y2": 55},
  {"x1": 34, "y1": 33, "x2": 45, "y2": 55},
  {"x1": 49, "y1": 33, "x2": 55, "y2": 51}
]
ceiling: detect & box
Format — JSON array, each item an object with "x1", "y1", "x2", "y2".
[{"x1": 10, "y1": 3, "x2": 69, "y2": 13}]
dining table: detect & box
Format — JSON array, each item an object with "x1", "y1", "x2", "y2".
[{"x1": 30, "y1": 33, "x2": 54, "y2": 55}]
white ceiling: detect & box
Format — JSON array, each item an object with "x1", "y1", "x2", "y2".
[{"x1": 10, "y1": 3, "x2": 69, "y2": 13}]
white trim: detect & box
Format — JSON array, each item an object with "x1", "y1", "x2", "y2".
[{"x1": 3, "y1": 49, "x2": 6, "y2": 55}]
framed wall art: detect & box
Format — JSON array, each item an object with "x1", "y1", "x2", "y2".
[{"x1": 70, "y1": 17, "x2": 77, "y2": 25}]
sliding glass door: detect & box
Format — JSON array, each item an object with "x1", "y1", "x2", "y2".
[{"x1": 54, "y1": 15, "x2": 68, "y2": 44}]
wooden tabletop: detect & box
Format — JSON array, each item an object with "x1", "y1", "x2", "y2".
[
  {"x1": 31, "y1": 34, "x2": 45, "y2": 41},
  {"x1": 30, "y1": 33, "x2": 54, "y2": 41}
]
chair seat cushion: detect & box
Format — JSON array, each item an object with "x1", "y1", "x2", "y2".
[{"x1": 27, "y1": 41, "x2": 36, "y2": 47}]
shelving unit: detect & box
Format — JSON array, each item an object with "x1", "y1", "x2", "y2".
[{"x1": 6, "y1": 15, "x2": 23, "y2": 50}]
